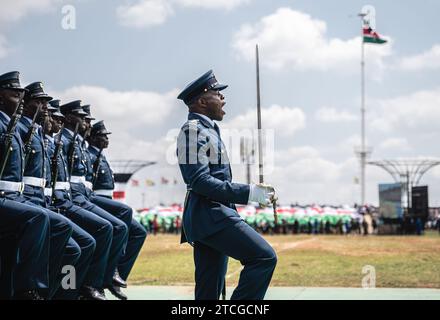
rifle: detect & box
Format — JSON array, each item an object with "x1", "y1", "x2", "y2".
[
  {"x1": 0, "y1": 98, "x2": 24, "y2": 179},
  {"x1": 91, "y1": 148, "x2": 103, "y2": 188},
  {"x1": 23, "y1": 105, "x2": 42, "y2": 169},
  {"x1": 82, "y1": 127, "x2": 91, "y2": 149},
  {"x1": 67, "y1": 122, "x2": 80, "y2": 179},
  {"x1": 50, "y1": 124, "x2": 64, "y2": 204}
]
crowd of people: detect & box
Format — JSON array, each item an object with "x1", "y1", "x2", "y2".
[
  {"x1": 136, "y1": 204, "x2": 440, "y2": 237},
  {"x1": 135, "y1": 204, "x2": 380, "y2": 236}
]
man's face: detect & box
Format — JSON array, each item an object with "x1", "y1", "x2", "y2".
[
  {"x1": 201, "y1": 90, "x2": 226, "y2": 121},
  {"x1": 43, "y1": 113, "x2": 53, "y2": 133},
  {"x1": 85, "y1": 119, "x2": 92, "y2": 132},
  {"x1": 50, "y1": 114, "x2": 63, "y2": 133},
  {"x1": 24, "y1": 97, "x2": 48, "y2": 119},
  {"x1": 68, "y1": 113, "x2": 86, "y2": 132},
  {"x1": 0, "y1": 89, "x2": 25, "y2": 116},
  {"x1": 96, "y1": 134, "x2": 109, "y2": 149}
]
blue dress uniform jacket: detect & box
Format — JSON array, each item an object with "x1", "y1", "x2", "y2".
[
  {"x1": 0, "y1": 113, "x2": 25, "y2": 183},
  {"x1": 16, "y1": 117, "x2": 47, "y2": 205},
  {"x1": 0, "y1": 112, "x2": 74, "y2": 299},
  {"x1": 0, "y1": 111, "x2": 50, "y2": 297},
  {"x1": 61, "y1": 128, "x2": 128, "y2": 288},
  {"x1": 87, "y1": 146, "x2": 114, "y2": 191},
  {"x1": 87, "y1": 145, "x2": 147, "y2": 281},
  {"x1": 177, "y1": 112, "x2": 250, "y2": 243}
]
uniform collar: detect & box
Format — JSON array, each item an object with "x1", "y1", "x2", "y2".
[
  {"x1": 45, "y1": 134, "x2": 54, "y2": 143},
  {"x1": 90, "y1": 145, "x2": 100, "y2": 153},
  {"x1": 188, "y1": 112, "x2": 215, "y2": 129},
  {"x1": 0, "y1": 111, "x2": 11, "y2": 122},
  {"x1": 23, "y1": 116, "x2": 33, "y2": 126},
  {"x1": 64, "y1": 127, "x2": 74, "y2": 137}
]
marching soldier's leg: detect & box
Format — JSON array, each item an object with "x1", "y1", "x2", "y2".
[
  {"x1": 91, "y1": 194, "x2": 132, "y2": 227},
  {"x1": 53, "y1": 223, "x2": 96, "y2": 300},
  {"x1": 117, "y1": 218, "x2": 147, "y2": 281},
  {"x1": 0, "y1": 199, "x2": 50, "y2": 300},
  {"x1": 199, "y1": 220, "x2": 277, "y2": 300},
  {"x1": 37, "y1": 209, "x2": 73, "y2": 299},
  {"x1": 91, "y1": 195, "x2": 147, "y2": 285},
  {"x1": 193, "y1": 241, "x2": 228, "y2": 300},
  {"x1": 78, "y1": 200, "x2": 128, "y2": 290},
  {"x1": 105, "y1": 218, "x2": 147, "y2": 300},
  {"x1": 57, "y1": 204, "x2": 112, "y2": 300},
  {"x1": 48, "y1": 237, "x2": 81, "y2": 299}
]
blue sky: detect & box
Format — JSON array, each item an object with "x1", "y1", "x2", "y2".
[{"x1": 1, "y1": 0, "x2": 440, "y2": 208}]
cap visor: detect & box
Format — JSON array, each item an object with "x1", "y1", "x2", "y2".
[
  {"x1": 52, "y1": 112, "x2": 65, "y2": 118},
  {"x1": 7, "y1": 87, "x2": 28, "y2": 92},
  {"x1": 212, "y1": 83, "x2": 228, "y2": 91},
  {"x1": 73, "y1": 109, "x2": 88, "y2": 116},
  {"x1": 33, "y1": 94, "x2": 53, "y2": 101}
]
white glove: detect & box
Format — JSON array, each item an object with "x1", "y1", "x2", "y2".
[{"x1": 248, "y1": 183, "x2": 276, "y2": 207}]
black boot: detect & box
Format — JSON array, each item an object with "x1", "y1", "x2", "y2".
[
  {"x1": 112, "y1": 270, "x2": 127, "y2": 288},
  {"x1": 78, "y1": 286, "x2": 107, "y2": 300},
  {"x1": 106, "y1": 284, "x2": 128, "y2": 300}
]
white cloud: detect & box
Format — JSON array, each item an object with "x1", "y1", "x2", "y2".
[
  {"x1": 370, "y1": 87, "x2": 440, "y2": 133},
  {"x1": 267, "y1": 152, "x2": 363, "y2": 205},
  {"x1": 379, "y1": 138, "x2": 411, "y2": 151},
  {"x1": 397, "y1": 44, "x2": 440, "y2": 71},
  {"x1": 116, "y1": 0, "x2": 174, "y2": 28},
  {"x1": 315, "y1": 107, "x2": 357, "y2": 123},
  {"x1": 0, "y1": 0, "x2": 62, "y2": 59},
  {"x1": 174, "y1": 0, "x2": 251, "y2": 10},
  {"x1": 232, "y1": 7, "x2": 391, "y2": 72},
  {"x1": 0, "y1": 0, "x2": 60, "y2": 24},
  {"x1": 52, "y1": 85, "x2": 180, "y2": 128},
  {"x1": 222, "y1": 104, "x2": 306, "y2": 137}
]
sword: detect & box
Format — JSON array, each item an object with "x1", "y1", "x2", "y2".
[{"x1": 255, "y1": 44, "x2": 278, "y2": 225}]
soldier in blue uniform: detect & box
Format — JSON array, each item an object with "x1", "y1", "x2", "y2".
[
  {"x1": 0, "y1": 71, "x2": 50, "y2": 300},
  {"x1": 87, "y1": 120, "x2": 147, "y2": 300},
  {"x1": 60, "y1": 100, "x2": 128, "y2": 299},
  {"x1": 176, "y1": 70, "x2": 277, "y2": 300},
  {"x1": 16, "y1": 82, "x2": 83, "y2": 299},
  {"x1": 44, "y1": 100, "x2": 112, "y2": 300}
]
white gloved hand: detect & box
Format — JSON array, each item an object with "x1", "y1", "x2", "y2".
[{"x1": 248, "y1": 183, "x2": 276, "y2": 207}]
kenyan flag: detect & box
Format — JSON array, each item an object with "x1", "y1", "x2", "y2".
[{"x1": 363, "y1": 24, "x2": 387, "y2": 44}]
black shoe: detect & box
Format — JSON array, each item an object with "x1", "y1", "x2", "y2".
[
  {"x1": 14, "y1": 290, "x2": 45, "y2": 300},
  {"x1": 79, "y1": 286, "x2": 107, "y2": 300},
  {"x1": 106, "y1": 284, "x2": 128, "y2": 300},
  {"x1": 112, "y1": 270, "x2": 127, "y2": 288}
]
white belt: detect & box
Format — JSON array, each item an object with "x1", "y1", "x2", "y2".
[
  {"x1": 84, "y1": 181, "x2": 93, "y2": 191},
  {"x1": 94, "y1": 189, "x2": 113, "y2": 197},
  {"x1": 44, "y1": 188, "x2": 52, "y2": 197},
  {"x1": 23, "y1": 176, "x2": 46, "y2": 188},
  {"x1": 70, "y1": 176, "x2": 86, "y2": 184},
  {"x1": 70, "y1": 176, "x2": 92, "y2": 191},
  {"x1": 55, "y1": 182, "x2": 70, "y2": 191},
  {"x1": 0, "y1": 180, "x2": 24, "y2": 192}
]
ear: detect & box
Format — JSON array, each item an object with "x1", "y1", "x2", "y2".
[{"x1": 198, "y1": 96, "x2": 208, "y2": 109}]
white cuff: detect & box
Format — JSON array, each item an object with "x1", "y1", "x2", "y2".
[{"x1": 248, "y1": 183, "x2": 256, "y2": 204}]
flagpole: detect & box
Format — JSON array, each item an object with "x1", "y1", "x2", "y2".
[{"x1": 359, "y1": 13, "x2": 367, "y2": 206}]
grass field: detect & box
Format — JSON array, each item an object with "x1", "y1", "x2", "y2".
[{"x1": 129, "y1": 231, "x2": 440, "y2": 288}]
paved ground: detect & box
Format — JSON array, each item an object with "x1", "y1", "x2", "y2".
[{"x1": 107, "y1": 286, "x2": 440, "y2": 300}]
